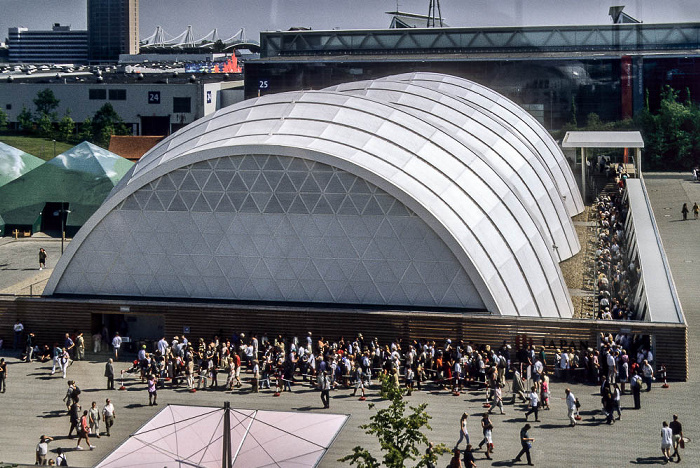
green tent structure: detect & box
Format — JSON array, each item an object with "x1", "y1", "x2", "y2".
[
  {"x1": 0, "y1": 141, "x2": 134, "y2": 237},
  {"x1": 0, "y1": 142, "x2": 44, "y2": 188}
]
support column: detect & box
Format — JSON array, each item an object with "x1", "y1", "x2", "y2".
[
  {"x1": 636, "y1": 148, "x2": 642, "y2": 178},
  {"x1": 581, "y1": 147, "x2": 587, "y2": 203}
]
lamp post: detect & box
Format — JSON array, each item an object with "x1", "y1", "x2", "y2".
[
  {"x1": 54, "y1": 203, "x2": 71, "y2": 254},
  {"x1": 52, "y1": 139, "x2": 56, "y2": 157}
]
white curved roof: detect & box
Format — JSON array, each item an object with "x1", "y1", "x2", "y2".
[
  {"x1": 388, "y1": 72, "x2": 585, "y2": 215},
  {"x1": 326, "y1": 78, "x2": 580, "y2": 261},
  {"x1": 47, "y1": 87, "x2": 573, "y2": 318}
]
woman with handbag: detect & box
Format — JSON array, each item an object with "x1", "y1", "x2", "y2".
[{"x1": 75, "y1": 409, "x2": 95, "y2": 450}]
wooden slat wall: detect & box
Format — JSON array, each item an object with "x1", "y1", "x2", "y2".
[{"x1": 0, "y1": 297, "x2": 687, "y2": 380}]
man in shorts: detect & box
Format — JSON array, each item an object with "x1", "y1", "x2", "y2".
[{"x1": 669, "y1": 415, "x2": 684, "y2": 462}]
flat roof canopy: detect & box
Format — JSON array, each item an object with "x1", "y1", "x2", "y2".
[{"x1": 561, "y1": 131, "x2": 644, "y2": 148}]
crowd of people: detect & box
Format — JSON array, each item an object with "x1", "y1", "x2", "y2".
[
  {"x1": 593, "y1": 190, "x2": 638, "y2": 321},
  {"x1": 1, "y1": 322, "x2": 681, "y2": 466}
]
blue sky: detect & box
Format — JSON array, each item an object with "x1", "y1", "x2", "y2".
[{"x1": 2, "y1": 0, "x2": 699, "y2": 43}]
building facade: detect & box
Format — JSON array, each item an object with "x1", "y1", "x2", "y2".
[
  {"x1": 0, "y1": 76, "x2": 244, "y2": 136},
  {"x1": 245, "y1": 22, "x2": 700, "y2": 129},
  {"x1": 88, "y1": 0, "x2": 139, "y2": 62},
  {"x1": 8, "y1": 25, "x2": 88, "y2": 64}
]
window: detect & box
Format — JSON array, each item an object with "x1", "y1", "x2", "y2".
[
  {"x1": 5, "y1": 104, "x2": 11, "y2": 110},
  {"x1": 173, "y1": 97, "x2": 191, "y2": 113},
  {"x1": 109, "y1": 89, "x2": 126, "y2": 100},
  {"x1": 89, "y1": 89, "x2": 106, "y2": 100}
]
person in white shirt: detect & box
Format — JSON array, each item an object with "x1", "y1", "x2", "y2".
[
  {"x1": 525, "y1": 386, "x2": 540, "y2": 422},
  {"x1": 565, "y1": 388, "x2": 577, "y2": 426},
  {"x1": 102, "y1": 398, "x2": 116, "y2": 437},
  {"x1": 13, "y1": 320, "x2": 24, "y2": 350},
  {"x1": 661, "y1": 421, "x2": 673, "y2": 463},
  {"x1": 111, "y1": 333, "x2": 122, "y2": 361},
  {"x1": 157, "y1": 337, "x2": 169, "y2": 356}
]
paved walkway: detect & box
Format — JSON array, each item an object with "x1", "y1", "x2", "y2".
[{"x1": 0, "y1": 173, "x2": 698, "y2": 467}]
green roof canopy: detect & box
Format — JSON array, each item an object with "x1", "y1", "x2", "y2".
[
  {"x1": 0, "y1": 142, "x2": 134, "y2": 234},
  {"x1": 0, "y1": 142, "x2": 44, "y2": 187}
]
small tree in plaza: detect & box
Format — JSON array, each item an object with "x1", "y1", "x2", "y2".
[{"x1": 339, "y1": 373, "x2": 448, "y2": 468}]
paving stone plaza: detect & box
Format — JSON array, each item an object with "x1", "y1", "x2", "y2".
[{"x1": 0, "y1": 172, "x2": 698, "y2": 467}]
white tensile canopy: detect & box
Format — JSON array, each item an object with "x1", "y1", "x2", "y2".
[{"x1": 95, "y1": 404, "x2": 348, "y2": 468}]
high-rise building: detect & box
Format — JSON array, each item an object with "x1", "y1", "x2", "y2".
[
  {"x1": 88, "y1": 0, "x2": 139, "y2": 62},
  {"x1": 8, "y1": 24, "x2": 88, "y2": 63}
]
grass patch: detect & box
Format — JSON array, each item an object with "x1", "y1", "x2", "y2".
[{"x1": 0, "y1": 135, "x2": 76, "y2": 161}]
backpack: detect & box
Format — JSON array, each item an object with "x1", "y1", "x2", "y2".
[
  {"x1": 57, "y1": 454, "x2": 68, "y2": 466},
  {"x1": 73, "y1": 386, "x2": 81, "y2": 396}
]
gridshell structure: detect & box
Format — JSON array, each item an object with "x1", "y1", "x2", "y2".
[{"x1": 45, "y1": 75, "x2": 578, "y2": 318}]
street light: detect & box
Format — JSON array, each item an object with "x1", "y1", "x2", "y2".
[
  {"x1": 52, "y1": 139, "x2": 56, "y2": 158},
  {"x1": 53, "y1": 202, "x2": 71, "y2": 254}
]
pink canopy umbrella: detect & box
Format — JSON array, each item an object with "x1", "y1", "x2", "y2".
[{"x1": 95, "y1": 404, "x2": 348, "y2": 468}]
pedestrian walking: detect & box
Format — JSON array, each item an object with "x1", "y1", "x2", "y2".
[
  {"x1": 75, "y1": 409, "x2": 95, "y2": 450},
  {"x1": 612, "y1": 383, "x2": 622, "y2": 420},
  {"x1": 75, "y1": 332, "x2": 85, "y2": 361},
  {"x1": 51, "y1": 343, "x2": 62, "y2": 376},
  {"x1": 448, "y1": 448, "x2": 463, "y2": 468},
  {"x1": 462, "y1": 445, "x2": 477, "y2": 468},
  {"x1": 565, "y1": 388, "x2": 577, "y2": 426},
  {"x1": 514, "y1": 423, "x2": 534, "y2": 466},
  {"x1": 661, "y1": 421, "x2": 673, "y2": 463},
  {"x1": 60, "y1": 347, "x2": 69, "y2": 379},
  {"x1": 488, "y1": 383, "x2": 506, "y2": 415},
  {"x1": 642, "y1": 359, "x2": 654, "y2": 391},
  {"x1": 525, "y1": 386, "x2": 540, "y2": 422},
  {"x1": 68, "y1": 402, "x2": 81, "y2": 438},
  {"x1": 319, "y1": 371, "x2": 331, "y2": 408},
  {"x1": 693, "y1": 202, "x2": 699, "y2": 220},
  {"x1": 477, "y1": 413, "x2": 494, "y2": 460},
  {"x1": 455, "y1": 412, "x2": 470, "y2": 449},
  {"x1": 112, "y1": 332, "x2": 122, "y2": 360},
  {"x1": 13, "y1": 320, "x2": 23, "y2": 350},
  {"x1": 148, "y1": 374, "x2": 158, "y2": 406},
  {"x1": 89, "y1": 400, "x2": 101, "y2": 438},
  {"x1": 102, "y1": 398, "x2": 115, "y2": 436},
  {"x1": 681, "y1": 203, "x2": 689, "y2": 220},
  {"x1": 25, "y1": 332, "x2": 35, "y2": 362},
  {"x1": 39, "y1": 248, "x2": 47, "y2": 270},
  {"x1": 669, "y1": 415, "x2": 684, "y2": 462},
  {"x1": 35, "y1": 435, "x2": 53, "y2": 465},
  {"x1": 0, "y1": 358, "x2": 7, "y2": 393},
  {"x1": 105, "y1": 358, "x2": 115, "y2": 390},
  {"x1": 631, "y1": 372, "x2": 642, "y2": 409},
  {"x1": 63, "y1": 380, "x2": 77, "y2": 411},
  {"x1": 55, "y1": 447, "x2": 67, "y2": 466}
]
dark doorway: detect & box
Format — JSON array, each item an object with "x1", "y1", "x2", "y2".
[
  {"x1": 140, "y1": 116, "x2": 170, "y2": 136},
  {"x1": 92, "y1": 313, "x2": 165, "y2": 354},
  {"x1": 41, "y1": 202, "x2": 69, "y2": 235}
]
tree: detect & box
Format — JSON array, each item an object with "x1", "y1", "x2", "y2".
[
  {"x1": 57, "y1": 111, "x2": 75, "y2": 142},
  {"x1": 0, "y1": 108, "x2": 7, "y2": 131},
  {"x1": 17, "y1": 107, "x2": 33, "y2": 133},
  {"x1": 33, "y1": 88, "x2": 60, "y2": 119},
  {"x1": 36, "y1": 112, "x2": 53, "y2": 138},
  {"x1": 212, "y1": 39, "x2": 226, "y2": 52},
  {"x1": 91, "y1": 103, "x2": 130, "y2": 147},
  {"x1": 339, "y1": 373, "x2": 448, "y2": 468},
  {"x1": 77, "y1": 117, "x2": 93, "y2": 142}
]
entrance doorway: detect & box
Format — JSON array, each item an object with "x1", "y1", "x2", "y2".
[
  {"x1": 140, "y1": 116, "x2": 170, "y2": 136},
  {"x1": 92, "y1": 313, "x2": 165, "y2": 354},
  {"x1": 41, "y1": 202, "x2": 69, "y2": 235}
]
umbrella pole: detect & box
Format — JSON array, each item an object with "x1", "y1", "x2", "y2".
[{"x1": 223, "y1": 401, "x2": 232, "y2": 468}]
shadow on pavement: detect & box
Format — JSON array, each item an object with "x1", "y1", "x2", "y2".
[
  {"x1": 39, "y1": 410, "x2": 66, "y2": 418},
  {"x1": 630, "y1": 456, "x2": 668, "y2": 464}
]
